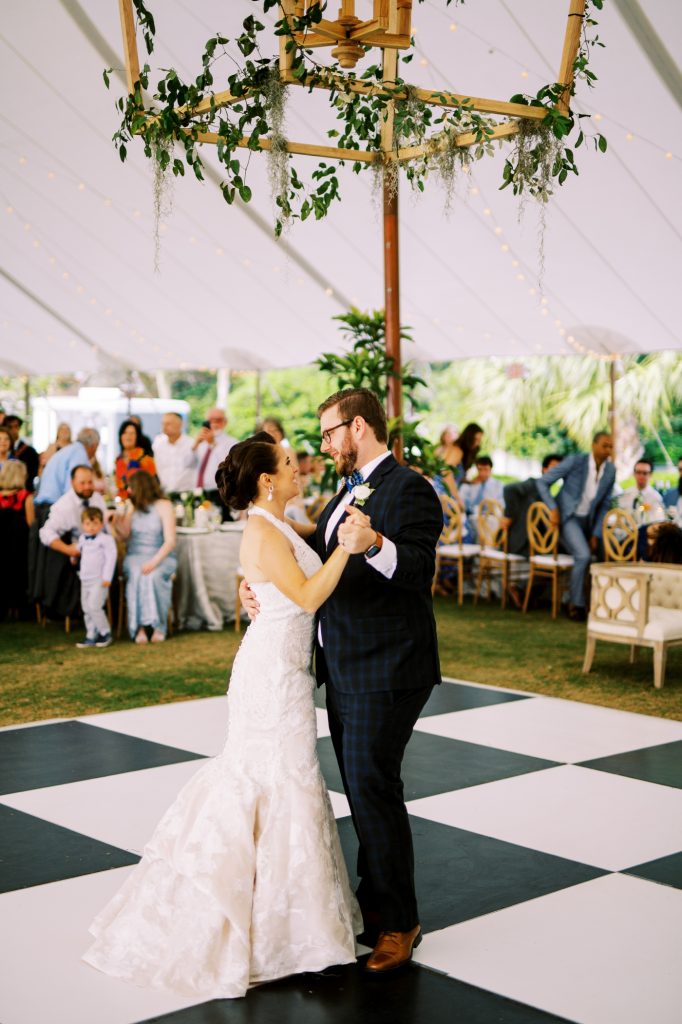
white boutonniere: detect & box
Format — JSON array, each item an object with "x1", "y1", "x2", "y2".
[{"x1": 352, "y1": 483, "x2": 375, "y2": 506}]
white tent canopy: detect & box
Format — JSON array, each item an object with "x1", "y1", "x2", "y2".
[{"x1": 1, "y1": 0, "x2": 680, "y2": 377}]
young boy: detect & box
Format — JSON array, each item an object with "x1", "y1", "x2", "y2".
[{"x1": 75, "y1": 507, "x2": 117, "y2": 649}]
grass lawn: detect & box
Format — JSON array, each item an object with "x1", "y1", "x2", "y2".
[{"x1": 1, "y1": 598, "x2": 680, "y2": 727}]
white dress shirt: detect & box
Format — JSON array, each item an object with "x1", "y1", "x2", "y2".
[
  {"x1": 77, "y1": 531, "x2": 118, "y2": 583},
  {"x1": 39, "y1": 489, "x2": 107, "y2": 548},
  {"x1": 618, "y1": 485, "x2": 664, "y2": 520},
  {"x1": 152, "y1": 433, "x2": 197, "y2": 493},
  {"x1": 575, "y1": 454, "x2": 607, "y2": 517},
  {"x1": 323, "y1": 451, "x2": 397, "y2": 578},
  {"x1": 194, "y1": 433, "x2": 238, "y2": 490}
]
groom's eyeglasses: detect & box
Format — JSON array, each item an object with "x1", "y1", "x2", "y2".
[{"x1": 321, "y1": 419, "x2": 353, "y2": 446}]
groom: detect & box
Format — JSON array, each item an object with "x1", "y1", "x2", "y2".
[{"x1": 243, "y1": 388, "x2": 443, "y2": 972}]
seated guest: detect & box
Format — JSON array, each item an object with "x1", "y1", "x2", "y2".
[
  {"x1": 0, "y1": 426, "x2": 15, "y2": 471},
  {"x1": 39, "y1": 422, "x2": 72, "y2": 474},
  {"x1": 296, "y1": 450, "x2": 314, "y2": 493},
  {"x1": 439, "y1": 422, "x2": 484, "y2": 509},
  {"x1": 536, "y1": 432, "x2": 616, "y2": 620},
  {"x1": 0, "y1": 461, "x2": 34, "y2": 619},
  {"x1": 34, "y1": 427, "x2": 100, "y2": 517},
  {"x1": 113, "y1": 471, "x2": 177, "y2": 644},
  {"x1": 4, "y1": 415, "x2": 39, "y2": 492},
  {"x1": 34, "y1": 465, "x2": 107, "y2": 619},
  {"x1": 115, "y1": 419, "x2": 157, "y2": 498},
  {"x1": 662, "y1": 456, "x2": 682, "y2": 510},
  {"x1": 435, "y1": 424, "x2": 459, "y2": 459},
  {"x1": 152, "y1": 413, "x2": 197, "y2": 495},
  {"x1": 460, "y1": 456, "x2": 504, "y2": 514},
  {"x1": 192, "y1": 408, "x2": 238, "y2": 507},
  {"x1": 261, "y1": 416, "x2": 288, "y2": 447},
  {"x1": 618, "y1": 459, "x2": 664, "y2": 521},
  {"x1": 502, "y1": 454, "x2": 563, "y2": 557},
  {"x1": 648, "y1": 523, "x2": 682, "y2": 564}
]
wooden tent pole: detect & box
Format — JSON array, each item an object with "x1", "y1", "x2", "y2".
[{"x1": 381, "y1": 45, "x2": 402, "y2": 451}]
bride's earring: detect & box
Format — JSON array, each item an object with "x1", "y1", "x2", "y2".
[{"x1": 267, "y1": 485, "x2": 273, "y2": 502}]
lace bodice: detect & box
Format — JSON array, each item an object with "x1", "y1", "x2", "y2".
[{"x1": 246, "y1": 506, "x2": 322, "y2": 607}]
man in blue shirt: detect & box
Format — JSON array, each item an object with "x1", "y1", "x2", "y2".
[
  {"x1": 34, "y1": 428, "x2": 100, "y2": 509},
  {"x1": 662, "y1": 457, "x2": 682, "y2": 510}
]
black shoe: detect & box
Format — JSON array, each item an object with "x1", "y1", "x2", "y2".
[
  {"x1": 95, "y1": 633, "x2": 113, "y2": 648},
  {"x1": 76, "y1": 636, "x2": 98, "y2": 649},
  {"x1": 568, "y1": 604, "x2": 587, "y2": 622}
]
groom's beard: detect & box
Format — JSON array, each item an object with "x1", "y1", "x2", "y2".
[{"x1": 335, "y1": 441, "x2": 359, "y2": 479}]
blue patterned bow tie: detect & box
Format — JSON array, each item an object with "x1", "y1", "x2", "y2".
[
  {"x1": 83, "y1": 535, "x2": 96, "y2": 541},
  {"x1": 344, "y1": 469, "x2": 364, "y2": 492}
]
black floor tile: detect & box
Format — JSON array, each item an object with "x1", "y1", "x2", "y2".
[
  {"x1": 420, "y1": 681, "x2": 531, "y2": 717},
  {"x1": 317, "y1": 731, "x2": 558, "y2": 801},
  {"x1": 624, "y1": 850, "x2": 682, "y2": 891},
  {"x1": 0, "y1": 803, "x2": 139, "y2": 892},
  {"x1": 337, "y1": 815, "x2": 606, "y2": 933},
  {"x1": 0, "y1": 720, "x2": 205, "y2": 795},
  {"x1": 314, "y1": 681, "x2": 531, "y2": 717},
  {"x1": 143, "y1": 961, "x2": 574, "y2": 1024},
  {"x1": 579, "y1": 740, "x2": 682, "y2": 791}
]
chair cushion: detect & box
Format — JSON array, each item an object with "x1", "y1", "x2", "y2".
[
  {"x1": 481, "y1": 548, "x2": 526, "y2": 562},
  {"x1": 439, "y1": 543, "x2": 481, "y2": 558},
  {"x1": 531, "y1": 554, "x2": 575, "y2": 567},
  {"x1": 589, "y1": 606, "x2": 682, "y2": 642}
]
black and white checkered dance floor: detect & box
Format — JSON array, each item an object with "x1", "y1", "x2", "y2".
[{"x1": 1, "y1": 679, "x2": 681, "y2": 1024}]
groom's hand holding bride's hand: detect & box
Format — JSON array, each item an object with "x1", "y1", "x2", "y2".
[{"x1": 338, "y1": 507, "x2": 376, "y2": 555}]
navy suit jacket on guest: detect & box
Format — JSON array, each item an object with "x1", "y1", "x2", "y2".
[
  {"x1": 312, "y1": 454, "x2": 443, "y2": 694},
  {"x1": 536, "y1": 453, "x2": 616, "y2": 539}
]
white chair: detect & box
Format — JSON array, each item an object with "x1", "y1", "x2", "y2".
[
  {"x1": 583, "y1": 562, "x2": 682, "y2": 688},
  {"x1": 474, "y1": 498, "x2": 526, "y2": 610},
  {"x1": 523, "y1": 502, "x2": 574, "y2": 619},
  {"x1": 434, "y1": 494, "x2": 480, "y2": 605}
]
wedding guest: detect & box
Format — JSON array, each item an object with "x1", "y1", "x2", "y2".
[
  {"x1": 0, "y1": 426, "x2": 15, "y2": 471},
  {"x1": 460, "y1": 456, "x2": 504, "y2": 519},
  {"x1": 439, "y1": 422, "x2": 484, "y2": 507},
  {"x1": 662, "y1": 457, "x2": 682, "y2": 509},
  {"x1": 192, "y1": 408, "x2": 238, "y2": 503},
  {"x1": 39, "y1": 422, "x2": 72, "y2": 474},
  {"x1": 115, "y1": 419, "x2": 157, "y2": 498},
  {"x1": 75, "y1": 507, "x2": 117, "y2": 649},
  {"x1": 296, "y1": 450, "x2": 314, "y2": 493},
  {"x1": 435, "y1": 424, "x2": 459, "y2": 458},
  {"x1": 152, "y1": 413, "x2": 196, "y2": 494},
  {"x1": 618, "y1": 459, "x2": 664, "y2": 521},
  {"x1": 128, "y1": 415, "x2": 154, "y2": 457},
  {"x1": 34, "y1": 427, "x2": 100, "y2": 515},
  {"x1": 648, "y1": 523, "x2": 682, "y2": 564},
  {"x1": 0, "y1": 460, "x2": 34, "y2": 620},
  {"x1": 502, "y1": 453, "x2": 563, "y2": 557},
  {"x1": 4, "y1": 415, "x2": 39, "y2": 492},
  {"x1": 114, "y1": 470, "x2": 177, "y2": 644},
  {"x1": 536, "y1": 432, "x2": 616, "y2": 621},
  {"x1": 33, "y1": 464, "x2": 106, "y2": 619},
  {"x1": 261, "y1": 416, "x2": 288, "y2": 447}
]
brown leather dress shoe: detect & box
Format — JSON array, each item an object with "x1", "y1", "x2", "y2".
[{"x1": 364, "y1": 926, "x2": 422, "y2": 973}]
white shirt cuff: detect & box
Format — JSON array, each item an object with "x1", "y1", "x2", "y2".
[{"x1": 365, "y1": 536, "x2": 397, "y2": 578}]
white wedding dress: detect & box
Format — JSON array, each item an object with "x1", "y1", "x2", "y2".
[{"x1": 83, "y1": 507, "x2": 361, "y2": 999}]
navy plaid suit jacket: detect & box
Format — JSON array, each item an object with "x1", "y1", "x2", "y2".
[{"x1": 312, "y1": 454, "x2": 443, "y2": 694}]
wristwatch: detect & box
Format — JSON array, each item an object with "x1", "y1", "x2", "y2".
[{"x1": 364, "y1": 531, "x2": 383, "y2": 559}]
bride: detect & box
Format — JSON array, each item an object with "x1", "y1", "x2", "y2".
[{"x1": 83, "y1": 432, "x2": 362, "y2": 998}]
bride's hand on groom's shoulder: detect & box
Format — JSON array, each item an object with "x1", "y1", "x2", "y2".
[{"x1": 239, "y1": 578, "x2": 260, "y2": 619}]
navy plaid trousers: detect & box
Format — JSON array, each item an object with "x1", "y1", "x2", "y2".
[{"x1": 325, "y1": 681, "x2": 433, "y2": 932}]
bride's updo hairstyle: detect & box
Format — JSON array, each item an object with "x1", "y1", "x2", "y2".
[{"x1": 216, "y1": 431, "x2": 279, "y2": 511}]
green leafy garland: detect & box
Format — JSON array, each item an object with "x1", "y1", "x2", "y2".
[{"x1": 105, "y1": 0, "x2": 607, "y2": 237}]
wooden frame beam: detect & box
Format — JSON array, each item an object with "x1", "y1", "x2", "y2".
[
  {"x1": 118, "y1": 0, "x2": 141, "y2": 94},
  {"x1": 394, "y1": 120, "x2": 520, "y2": 162},
  {"x1": 557, "y1": 0, "x2": 586, "y2": 115},
  {"x1": 194, "y1": 131, "x2": 377, "y2": 163}
]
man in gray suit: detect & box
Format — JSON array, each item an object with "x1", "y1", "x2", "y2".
[{"x1": 536, "y1": 432, "x2": 616, "y2": 620}]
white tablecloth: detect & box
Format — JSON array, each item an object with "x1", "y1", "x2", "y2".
[{"x1": 175, "y1": 524, "x2": 244, "y2": 631}]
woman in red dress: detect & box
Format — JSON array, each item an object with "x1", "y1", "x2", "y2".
[
  {"x1": 0, "y1": 460, "x2": 34, "y2": 619},
  {"x1": 115, "y1": 419, "x2": 157, "y2": 499}
]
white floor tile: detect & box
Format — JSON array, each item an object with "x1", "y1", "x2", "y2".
[
  {"x1": 316, "y1": 706, "x2": 331, "y2": 738},
  {"x1": 0, "y1": 869, "x2": 202, "y2": 1024},
  {"x1": 415, "y1": 694, "x2": 682, "y2": 763},
  {"x1": 328, "y1": 788, "x2": 351, "y2": 818},
  {"x1": 78, "y1": 697, "x2": 229, "y2": 757},
  {"x1": 1, "y1": 761, "x2": 206, "y2": 854},
  {"x1": 407, "y1": 764, "x2": 682, "y2": 871},
  {"x1": 414, "y1": 873, "x2": 682, "y2": 1024}
]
